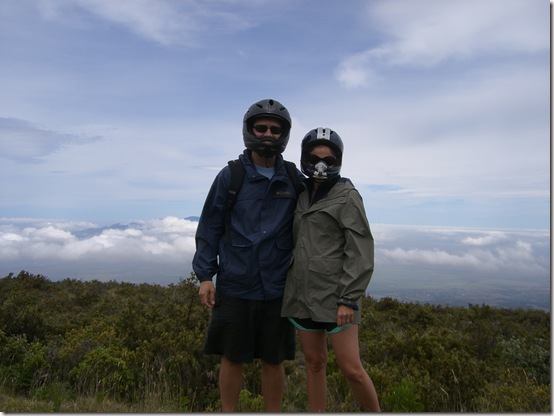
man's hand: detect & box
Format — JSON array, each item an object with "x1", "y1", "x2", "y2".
[
  {"x1": 336, "y1": 304, "x2": 354, "y2": 326},
  {"x1": 198, "y1": 280, "x2": 216, "y2": 308}
]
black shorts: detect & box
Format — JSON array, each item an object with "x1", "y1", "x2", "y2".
[{"x1": 203, "y1": 295, "x2": 296, "y2": 364}]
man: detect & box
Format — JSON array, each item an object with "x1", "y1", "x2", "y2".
[{"x1": 192, "y1": 98, "x2": 302, "y2": 412}]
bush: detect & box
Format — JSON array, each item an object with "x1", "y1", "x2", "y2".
[{"x1": 0, "y1": 271, "x2": 549, "y2": 412}]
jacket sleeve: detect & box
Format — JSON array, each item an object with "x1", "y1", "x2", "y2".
[
  {"x1": 192, "y1": 168, "x2": 229, "y2": 282},
  {"x1": 337, "y1": 189, "x2": 374, "y2": 304}
]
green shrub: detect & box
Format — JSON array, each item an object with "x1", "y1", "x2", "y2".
[
  {"x1": 381, "y1": 378, "x2": 424, "y2": 412},
  {"x1": 0, "y1": 272, "x2": 550, "y2": 412}
]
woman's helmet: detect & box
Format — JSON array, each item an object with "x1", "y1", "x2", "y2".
[
  {"x1": 301, "y1": 127, "x2": 344, "y2": 180},
  {"x1": 242, "y1": 98, "x2": 292, "y2": 157}
]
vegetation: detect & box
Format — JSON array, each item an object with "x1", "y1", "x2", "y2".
[{"x1": 0, "y1": 271, "x2": 550, "y2": 412}]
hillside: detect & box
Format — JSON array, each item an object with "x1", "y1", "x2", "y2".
[{"x1": 0, "y1": 271, "x2": 549, "y2": 412}]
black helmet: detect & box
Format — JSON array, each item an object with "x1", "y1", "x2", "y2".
[
  {"x1": 301, "y1": 127, "x2": 344, "y2": 180},
  {"x1": 242, "y1": 98, "x2": 292, "y2": 157}
]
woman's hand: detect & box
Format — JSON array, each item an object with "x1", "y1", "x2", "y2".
[{"x1": 336, "y1": 304, "x2": 354, "y2": 326}]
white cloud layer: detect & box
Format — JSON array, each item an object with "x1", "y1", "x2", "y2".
[
  {"x1": 0, "y1": 216, "x2": 548, "y2": 309},
  {"x1": 0, "y1": 218, "x2": 548, "y2": 296},
  {"x1": 0, "y1": 217, "x2": 197, "y2": 282},
  {"x1": 373, "y1": 224, "x2": 549, "y2": 276}
]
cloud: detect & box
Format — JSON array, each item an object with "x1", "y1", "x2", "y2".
[
  {"x1": 38, "y1": 0, "x2": 270, "y2": 47},
  {"x1": 0, "y1": 1, "x2": 547, "y2": 233},
  {"x1": 335, "y1": 52, "x2": 381, "y2": 88},
  {"x1": 461, "y1": 232, "x2": 507, "y2": 246},
  {"x1": 0, "y1": 117, "x2": 100, "y2": 163},
  {"x1": 336, "y1": 0, "x2": 548, "y2": 88},
  {"x1": 0, "y1": 218, "x2": 548, "y2": 307},
  {"x1": 337, "y1": 60, "x2": 548, "y2": 216},
  {"x1": 379, "y1": 243, "x2": 540, "y2": 274},
  {"x1": 0, "y1": 217, "x2": 197, "y2": 282},
  {"x1": 375, "y1": 225, "x2": 549, "y2": 277},
  {"x1": 0, "y1": 216, "x2": 196, "y2": 261},
  {"x1": 0, "y1": 219, "x2": 549, "y2": 288}
]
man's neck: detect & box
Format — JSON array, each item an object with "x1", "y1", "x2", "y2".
[{"x1": 251, "y1": 151, "x2": 276, "y2": 168}]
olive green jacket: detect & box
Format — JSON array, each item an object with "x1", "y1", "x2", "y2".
[{"x1": 281, "y1": 178, "x2": 374, "y2": 324}]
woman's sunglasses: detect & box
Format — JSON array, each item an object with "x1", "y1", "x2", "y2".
[
  {"x1": 307, "y1": 154, "x2": 337, "y2": 166},
  {"x1": 253, "y1": 124, "x2": 283, "y2": 135}
]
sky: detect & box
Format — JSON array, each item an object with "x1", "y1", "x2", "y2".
[{"x1": 0, "y1": 0, "x2": 550, "y2": 306}]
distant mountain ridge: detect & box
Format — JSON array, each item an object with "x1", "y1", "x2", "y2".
[
  {"x1": 74, "y1": 217, "x2": 199, "y2": 239},
  {"x1": 73, "y1": 222, "x2": 144, "y2": 239}
]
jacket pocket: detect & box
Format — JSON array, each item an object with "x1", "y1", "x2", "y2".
[
  {"x1": 308, "y1": 256, "x2": 343, "y2": 297},
  {"x1": 219, "y1": 237, "x2": 253, "y2": 283},
  {"x1": 308, "y1": 256, "x2": 343, "y2": 275}
]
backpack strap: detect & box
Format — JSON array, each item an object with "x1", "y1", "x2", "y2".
[
  {"x1": 226, "y1": 159, "x2": 244, "y2": 245},
  {"x1": 226, "y1": 159, "x2": 244, "y2": 210},
  {"x1": 283, "y1": 160, "x2": 305, "y2": 195}
]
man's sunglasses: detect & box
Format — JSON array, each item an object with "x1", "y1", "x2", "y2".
[
  {"x1": 253, "y1": 124, "x2": 283, "y2": 135},
  {"x1": 307, "y1": 154, "x2": 337, "y2": 166}
]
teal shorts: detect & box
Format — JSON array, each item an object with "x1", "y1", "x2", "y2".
[{"x1": 288, "y1": 317, "x2": 351, "y2": 334}]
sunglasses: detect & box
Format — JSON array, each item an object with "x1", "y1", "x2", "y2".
[
  {"x1": 253, "y1": 124, "x2": 283, "y2": 135},
  {"x1": 307, "y1": 154, "x2": 337, "y2": 166}
]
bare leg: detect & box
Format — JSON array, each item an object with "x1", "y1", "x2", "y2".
[
  {"x1": 329, "y1": 325, "x2": 380, "y2": 412},
  {"x1": 298, "y1": 330, "x2": 328, "y2": 412},
  {"x1": 261, "y1": 361, "x2": 285, "y2": 412},
  {"x1": 219, "y1": 356, "x2": 243, "y2": 412}
]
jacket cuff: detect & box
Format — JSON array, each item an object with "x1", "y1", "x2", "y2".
[{"x1": 337, "y1": 300, "x2": 359, "y2": 311}]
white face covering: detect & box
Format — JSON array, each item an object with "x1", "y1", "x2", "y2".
[{"x1": 312, "y1": 160, "x2": 329, "y2": 180}]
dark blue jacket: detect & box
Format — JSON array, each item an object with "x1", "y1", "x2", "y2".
[{"x1": 193, "y1": 150, "x2": 301, "y2": 300}]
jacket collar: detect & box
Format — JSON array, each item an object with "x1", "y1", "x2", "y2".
[
  {"x1": 240, "y1": 150, "x2": 286, "y2": 178},
  {"x1": 308, "y1": 176, "x2": 341, "y2": 206}
]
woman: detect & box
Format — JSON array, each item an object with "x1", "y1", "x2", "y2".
[{"x1": 282, "y1": 127, "x2": 380, "y2": 412}]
